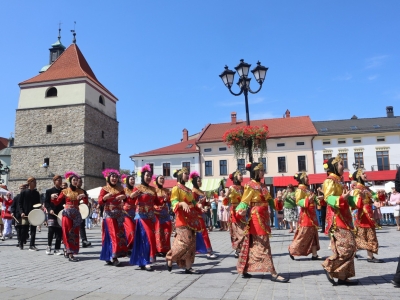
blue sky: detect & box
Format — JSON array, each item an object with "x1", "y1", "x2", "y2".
[{"x1": 1, "y1": 1, "x2": 399, "y2": 171}]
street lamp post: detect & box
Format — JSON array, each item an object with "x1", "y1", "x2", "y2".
[
  {"x1": 0, "y1": 161, "x2": 10, "y2": 184},
  {"x1": 219, "y1": 59, "x2": 268, "y2": 163}
]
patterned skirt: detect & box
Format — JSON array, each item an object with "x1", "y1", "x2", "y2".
[
  {"x1": 355, "y1": 227, "x2": 378, "y2": 254},
  {"x1": 237, "y1": 234, "x2": 276, "y2": 274},
  {"x1": 289, "y1": 226, "x2": 320, "y2": 256},
  {"x1": 230, "y1": 220, "x2": 246, "y2": 252},
  {"x1": 284, "y1": 207, "x2": 298, "y2": 222},
  {"x1": 154, "y1": 207, "x2": 172, "y2": 254},
  {"x1": 322, "y1": 228, "x2": 356, "y2": 279},
  {"x1": 166, "y1": 226, "x2": 196, "y2": 269},
  {"x1": 62, "y1": 208, "x2": 82, "y2": 255}
]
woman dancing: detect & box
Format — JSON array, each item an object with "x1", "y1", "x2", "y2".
[
  {"x1": 226, "y1": 170, "x2": 245, "y2": 258},
  {"x1": 288, "y1": 172, "x2": 322, "y2": 261},
  {"x1": 154, "y1": 175, "x2": 172, "y2": 257},
  {"x1": 53, "y1": 172, "x2": 87, "y2": 262},
  {"x1": 166, "y1": 168, "x2": 203, "y2": 274},
  {"x1": 236, "y1": 162, "x2": 289, "y2": 282},
  {"x1": 122, "y1": 174, "x2": 136, "y2": 255},
  {"x1": 321, "y1": 155, "x2": 358, "y2": 286},
  {"x1": 99, "y1": 169, "x2": 128, "y2": 266}
]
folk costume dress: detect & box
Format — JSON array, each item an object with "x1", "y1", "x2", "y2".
[
  {"x1": 123, "y1": 186, "x2": 136, "y2": 251},
  {"x1": 0, "y1": 196, "x2": 13, "y2": 238},
  {"x1": 192, "y1": 188, "x2": 213, "y2": 254},
  {"x1": 353, "y1": 183, "x2": 380, "y2": 254},
  {"x1": 288, "y1": 184, "x2": 320, "y2": 256},
  {"x1": 283, "y1": 191, "x2": 298, "y2": 222},
  {"x1": 99, "y1": 184, "x2": 128, "y2": 261},
  {"x1": 236, "y1": 180, "x2": 277, "y2": 275},
  {"x1": 53, "y1": 187, "x2": 87, "y2": 255},
  {"x1": 166, "y1": 183, "x2": 202, "y2": 268},
  {"x1": 154, "y1": 186, "x2": 172, "y2": 255},
  {"x1": 321, "y1": 173, "x2": 357, "y2": 280},
  {"x1": 227, "y1": 184, "x2": 245, "y2": 252},
  {"x1": 130, "y1": 184, "x2": 160, "y2": 266}
]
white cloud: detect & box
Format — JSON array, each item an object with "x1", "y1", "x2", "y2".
[
  {"x1": 365, "y1": 55, "x2": 388, "y2": 69},
  {"x1": 334, "y1": 73, "x2": 352, "y2": 81},
  {"x1": 367, "y1": 75, "x2": 379, "y2": 81}
]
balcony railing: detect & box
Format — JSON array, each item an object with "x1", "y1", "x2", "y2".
[{"x1": 371, "y1": 164, "x2": 399, "y2": 171}]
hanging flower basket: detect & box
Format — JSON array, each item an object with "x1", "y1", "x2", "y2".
[{"x1": 222, "y1": 124, "x2": 269, "y2": 159}]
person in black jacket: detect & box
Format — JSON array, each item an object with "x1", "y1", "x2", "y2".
[
  {"x1": 10, "y1": 184, "x2": 28, "y2": 249},
  {"x1": 44, "y1": 175, "x2": 64, "y2": 255},
  {"x1": 77, "y1": 178, "x2": 91, "y2": 248},
  {"x1": 19, "y1": 177, "x2": 41, "y2": 251}
]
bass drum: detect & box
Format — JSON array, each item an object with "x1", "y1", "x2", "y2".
[
  {"x1": 28, "y1": 209, "x2": 45, "y2": 226},
  {"x1": 79, "y1": 204, "x2": 89, "y2": 219},
  {"x1": 57, "y1": 209, "x2": 64, "y2": 227}
]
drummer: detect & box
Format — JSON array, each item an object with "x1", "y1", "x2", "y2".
[
  {"x1": 52, "y1": 172, "x2": 87, "y2": 262},
  {"x1": 44, "y1": 175, "x2": 64, "y2": 255},
  {"x1": 10, "y1": 184, "x2": 28, "y2": 249},
  {"x1": 18, "y1": 177, "x2": 41, "y2": 251}
]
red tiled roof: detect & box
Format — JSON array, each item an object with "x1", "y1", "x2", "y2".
[
  {"x1": 0, "y1": 137, "x2": 8, "y2": 150},
  {"x1": 20, "y1": 44, "x2": 117, "y2": 100},
  {"x1": 197, "y1": 116, "x2": 317, "y2": 143},
  {"x1": 131, "y1": 139, "x2": 199, "y2": 157}
]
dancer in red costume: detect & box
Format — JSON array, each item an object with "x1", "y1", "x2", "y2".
[
  {"x1": 53, "y1": 172, "x2": 87, "y2": 262},
  {"x1": 99, "y1": 169, "x2": 128, "y2": 267},
  {"x1": 153, "y1": 175, "x2": 172, "y2": 257},
  {"x1": 226, "y1": 170, "x2": 245, "y2": 258},
  {"x1": 190, "y1": 171, "x2": 218, "y2": 259},
  {"x1": 121, "y1": 174, "x2": 136, "y2": 255}
]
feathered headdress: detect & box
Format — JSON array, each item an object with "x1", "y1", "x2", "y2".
[
  {"x1": 64, "y1": 171, "x2": 79, "y2": 181},
  {"x1": 189, "y1": 171, "x2": 200, "y2": 182},
  {"x1": 137, "y1": 164, "x2": 152, "y2": 177},
  {"x1": 102, "y1": 169, "x2": 120, "y2": 179},
  {"x1": 323, "y1": 159, "x2": 329, "y2": 170}
]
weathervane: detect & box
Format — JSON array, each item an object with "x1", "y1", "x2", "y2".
[{"x1": 71, "y1": 21, "x2": 77, "y2": 43}]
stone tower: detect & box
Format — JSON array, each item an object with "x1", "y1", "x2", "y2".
[{"x1": 9, "y1": 35, "x2": 119, "y2": 193}]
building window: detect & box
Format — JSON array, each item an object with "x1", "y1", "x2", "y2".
[
  {"x1": 258, "y1": 157, "x2": 267, "y2": 171},
  {"x1": 237, "y1": 159, "x2": 245, "y2": 172},
  {"x1": 101, "y1": 131, "x2": 105, "y2": 139},
  {"x1": 322, "y1": 139, "x2": 331, "y2": 145},
  {"x1": 46, "y1": 125, "x2": 52, "y2": 133},
  {"x1": 377, "y1": 136, "x2": 385, "y2": 142},
  {"x1": 277, "y1": 143, "x2": 285, "y2": 147},
  {"x1": 185, "y1": 144, "x2": 193, "y2": 148},
  {"x1": 205, "y1": 161, "x2": 213, "y2": 176},
  {"x1": 296, "y1": 142, "x2": 305, "y2": 146},
  {"x1": 298, "y1": 156, "x2": 306, "y2": 172},
  {"x1": 204, "y1": 148, "x2": 212, "y2": 152},
  {"x1": 353, "y1": 137, "x2": 361, "y2": 143},
  {"x1": 102, "y1": 162, "x2": 105, "y2": 170},
  {"x1": 323, "y1": 154, "x2": 332, "y2": 160},
  {"x1": 148, "y1": 163, "x2": 154, "y2": 174},
  {"x1": 182, "y1": 162, "x2": 190, "y2": 173},
  {"x1": 99, "y1": 95, "x2": 105, "y2": 105},
  {"x1": 338, "y1": 138, "x2": 346, "y2": 144},
  {"x1": 376, "y1": 151, "x2": 389, "y2": 170},
  {"x1": 354, "y1": 152, "x2": 364, "y2": 167},
  {"x1": 46, "y1": 87, "x2": 57, "y2": 97},
  {"x1": 278, "y1": 157, "x2": 286, "y2": 173},
  {"x1": 339, "y1": 153, "x2": 348, "y2": 169},
  {"x1": 163, "y1": 163, "x2": 170, "y2": 177},
  {"x1": 219, "y1": 160, "x2": 227, "y2": 175},
  {"x1": 219, "y1": 147, "x2": 227, "y2": 151},
  {"x1": 44, "y1": 158, "x2": 50, "y2": 167}
]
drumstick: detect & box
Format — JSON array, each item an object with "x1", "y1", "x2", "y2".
[
  {"x1": 13, "y1": 216, "x2": 20, "y2": 223},
  {"x1": 51, "y1": 212, "x2": 61, "y2": 219}
]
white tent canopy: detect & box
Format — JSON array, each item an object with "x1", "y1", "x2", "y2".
[{"x1": 86, "y1": 187, "x2": 102, "y2": 200}]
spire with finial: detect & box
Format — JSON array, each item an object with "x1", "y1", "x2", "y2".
[
  {"x1": 40, "y1": 23, "x2": 66, "y2": 72},
  {"x1": 71, "y1": 21, "x2": 76, "y2": 44}
]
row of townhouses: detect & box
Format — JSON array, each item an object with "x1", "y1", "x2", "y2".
[{"x1": 131, "y1": 106, "x2": 399, "y2": 190}]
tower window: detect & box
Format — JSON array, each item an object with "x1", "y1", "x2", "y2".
[
  {"x1": 44, "y1": 158, "x2": 50, "y2": 167},
  {"x1": 102, "y1": 162, "x2": 105, "y2": 170},
  {"x1": 99, "y1": 95, "x2": 105, "y2": 105},
  {"x1": 101, "y1": 131, "x2": 105, "y2": 138},
  {"x1": 46, "y1": 125, "x2": 52, "y2": 133},
  {"x1": 46, "y1": 87, "x2": 57, "y2": 97}
]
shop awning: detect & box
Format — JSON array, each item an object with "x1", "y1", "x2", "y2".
[
  {"x1": 272, "y1": 176, "x2": 298, "y2": 187},
  {"x1": 161, "y1": 178, "x2": 224, "y2": 191},
  {"x1": 365, "y1": 170, "x2": 397, "y2": 181}
]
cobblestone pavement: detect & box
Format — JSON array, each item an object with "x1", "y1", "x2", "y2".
[{"x1": 0, "y1": 225, "x2": 399, "y2": 299}]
